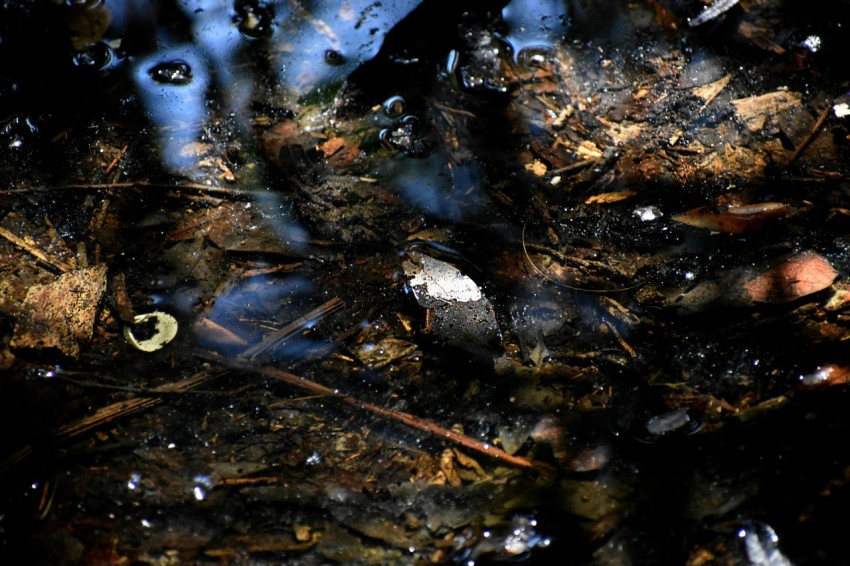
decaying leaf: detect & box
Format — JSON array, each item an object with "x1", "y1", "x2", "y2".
[
  {"x1": 405, "y1": 252, "x2": 483, "y2": 305},
  {"x1": 11, "y1": 265, "x2": 108, "y2": 358},
  {"x1": 742, "y1": 250, "x2": 838, "y2": 304},
  {"x1": 403, "y1": 252, "x2": 500, "y2": 352},
  {"x1": 167, "y1": 202, "x2": 304, "y2": 255},
  {"x1": 672, "y1": 202, "x2": 793, "y2": 233},
  {"x1": 669, "y1": 251, "x2": 838, "y2": 313}
]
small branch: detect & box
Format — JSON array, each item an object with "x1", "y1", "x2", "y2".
[
  {"x1": 241, "y1": 297, "x2": 344, "y2": 360},
  {"x1": 198, "y1": 352, "x2": 555, "y2": 474},
  {"x1": 0, "y1": 370, "x2": 225, "y2": 474},
  {"x1": 104, "y1": 144, "x2": 128, "y2": 174},
  {"x1": 1, "y1": 181, "x2": 262, "y2": 197},
  {"x1": 0, "y1": 225, "x2": 75, "y2": 273},
  {"x1": 56, "y1": 371, "x2": 223, "y2": 439},
  {"x1": 786, "y1": 102, "x2": 832, "y2": 167}
]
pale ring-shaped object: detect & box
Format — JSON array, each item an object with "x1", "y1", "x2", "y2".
[{"x1": 123, "y1": 312, "x2": 179, "y2": 352}]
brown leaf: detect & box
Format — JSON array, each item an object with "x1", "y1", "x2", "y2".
[
  {"x1": 742, "y1": 251, "x2": 837, "y2": 304},
  {"x1": 11, "y1": 265, "x2": 108, "y2": 358},
  {"x1": 691, "y1": 73, "x2": 732, "y2": 106}
]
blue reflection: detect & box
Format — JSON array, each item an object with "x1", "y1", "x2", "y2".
[
  {"x1": 387, "y1": 155, "x2": 485, "y2": 220},
  {"x1": 501, "y1": 0, "x2": 570, "y2": 59},
  {"x1": 253, "y1": 193, "x2": 311, "y2": 257},
  {"x1": 180, "y1": 0, "x2": 254, "y2": 125},
  {"x1": 194, "y1": 274, "x2": 317, "y2": 356},
  {"x1": 273, "y1": 0, "x2": 422, "y2": 93},
  {"x1": 133, "y1": 46, "x2": 210, "y2": 172}
]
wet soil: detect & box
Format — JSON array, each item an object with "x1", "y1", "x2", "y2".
[{"x1": 2, "y1": 1, "x2": 850, "y2": 564}]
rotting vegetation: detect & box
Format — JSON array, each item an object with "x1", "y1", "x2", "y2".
[{"x1": 2, "y1": 0, "x2": 850, "y2": 564}]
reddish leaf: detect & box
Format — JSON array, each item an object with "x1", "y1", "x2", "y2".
[
  {"x1": 672, "y1": 202, "x2": 793, "y2": 233},
  {"x1": 742, "y1": 251, "x2": 837, "y2": 304},
  {"x1": 797, "y1": 364, "x2": 850, "y2": 389}
]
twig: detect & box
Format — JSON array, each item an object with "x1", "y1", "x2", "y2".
[
  {"x1": 0, "y1": 225, "x2": 75, "y2": 273},
  {"x1": 198, "y1": 352, "x2": 554, "y2": 474},
  {"x1": 104, "y1": 144, "x2": 128, "y2": 174},
  {"x1": 432, "y1": 101, "x2": 477, "y2": 118},
  {"x1": 241, "y1": 297, "x2": 344, "y2": 360},
  {"x1": 1, "y1": 181, "x2": 261, "y2": 197},
  {"x1": 786, "y1": 102, "x2": 832, "y2": 167},
  {"x1": 521, "y1": 223, "x2": 643, "y2": 293},
  {"x1": 0, "y1": 370, "x2": 225, "y2": 474},
  {"x1": 55, "y1": 371, "x2": 224, "y2": 439},
  {"x1": 551, "y1": 159, "x2": 595, "y2": 174}
]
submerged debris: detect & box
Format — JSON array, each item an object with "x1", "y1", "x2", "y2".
[
  {"x1": 124, "y1": 312, "x2": 179, "y2": 353},
  {"x1": 3, "y1": 0, "x2": 850, "y2": 563},
  {"x1": 688, "y1": 0, "x2": 741, "y2": 27},
  {"x1": 403, "y1": 251, "x2": 501, "y2": 352}
]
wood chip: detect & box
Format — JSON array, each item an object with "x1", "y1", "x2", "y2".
[
  {"x1": 585, "y1": 191, "x2": 637, "y2": 205},
  {"x1": 692, "y1": 73, "x2": 732, "y2": 107},
  {"x1": 731, "y1": 91, "x2": 802, "y2": 133}
]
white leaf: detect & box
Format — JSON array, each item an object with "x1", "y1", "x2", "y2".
[{"x1": 404, "y1": 252, "x2": 482, "y2": 304}]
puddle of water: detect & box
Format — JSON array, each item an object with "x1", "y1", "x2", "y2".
[{"x1": 2, "y1": 0, "x2": 850, "y2": 564}]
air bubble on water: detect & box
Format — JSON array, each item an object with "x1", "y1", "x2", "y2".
[
  {"x1": 233, "y1": 0, "x2": 275, "y2": 40},
  {"x1": 148, "y1": 60, "x2": 193, "y2": 85},
  {"x1": 738, "y1": 521, "x2": 792, "y2": 566},
  {"x1": 324, "y1": 49, "x2": 346, "y2": 66},
  {"x1": 634, "y1": 206, "x2": 662, "y2": 221},
  {"x1": 645, "y1": 407, "x2": 691, "y2": 436},
  {"x1": 800, "y1": 35, "x2": 822, "y2": 53},
  {"x1": 383, "y1": 95, "x2": 406, "y2": 117},
  {"x1": 799, "y1": 366, "x2": 833, "y2": 385},
  {"x1": 400, "y1": 114, "x2": 420, "y2": 132},
  {"x1": 500, "y1": 0, "x2": 569, "y2": 63},
  {"x1": 446, "y1": 49, "x2": 460, "y2": 75},
  {"x1": 72, "y1": 41, "x2": 114, "y2": 70}
]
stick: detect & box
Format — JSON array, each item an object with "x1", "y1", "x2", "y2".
[
  {"x1": 198, "y1": 352, "x2": 554, "y2": 473},
  {"x1": 786, "y1": 102, "x2": 832, "y2": 166},
  {"x1": 241, "y1": 297, "x2": 344, "y2": 360},
  {"x1": 0, "y1": 225, "x2": 75, "y2": 273},
  {"x1": 1, "y1": 181, "x2": 261, "y2": 197},
  {"x1": 0, "y1": 370, "x2": 223, "y2": 474}
]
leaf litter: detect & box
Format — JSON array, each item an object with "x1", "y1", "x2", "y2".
[{"x1": 1, "y1": 0, "x2": 850, "y2": 564}]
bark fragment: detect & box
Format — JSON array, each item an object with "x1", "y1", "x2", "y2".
[{"x1": 11, "y1": 264, "x2": 108, "y2": 358}]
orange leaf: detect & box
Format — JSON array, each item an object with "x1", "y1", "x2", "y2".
[{"x1": 672, "y1": 202, "x2": 792, "y2": 233}]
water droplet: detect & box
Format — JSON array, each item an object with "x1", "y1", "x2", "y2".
[{"x1": 148, "y1": 60, "x2": 193, "y2": 85}]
